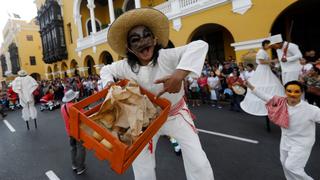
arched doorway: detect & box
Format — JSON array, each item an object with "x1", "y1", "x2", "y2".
[
  {"x1": 189, "y1": 24, "x2": 235, "y2": 64},
  {"x1": 61, "y1": 62, "x2": 68, "y2": 78},
  {"x1": 8, "y1": 43, "x2": 21, "y2": 74},
  {"x1": 84, "y1": 55, "x2": 96, "y2": 75},
  {"x1": 86, "y1": 19, "x2": 101, "y2": 35},
  {"x1": 99, "y1": 51, "x2": 113, "y2": 65},
  {"x1": 271, "y1": 0, "x2": 320, "y2": 55},
  {"x1": 30, "y1": 73, "x2": 41, "y2": 81},
  {"x1": 0, "y1": 54, "x2": 7, "y2": 77},
  {"x1": 53, "y1": 64, "x2": 59, "y2": 79},
  {"x1": 47, "y1": 66, "x2": 53, "y2": 79},
  {"x1": 70, "y1": 59, "x2": 79, "y2": 76}
]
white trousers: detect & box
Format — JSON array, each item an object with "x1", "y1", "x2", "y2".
[
  {"x1": 21, "y1": 101, "x2": 37, "y2": 121},
  {"x1": 280, "y1": 147, "x2": 313, "y2": 180},
  {"x1": 282, "y1": 71, "x2": 300, "y2": 85},
  {"x1": 132, "y1": 109, "x2": 214, "y2": 180}
]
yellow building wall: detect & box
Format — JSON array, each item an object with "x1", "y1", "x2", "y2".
[
  {"x1": 80, "y1": 0, "x2": 91, "y2": 37},
  {"x1": 141, "y1": 0, "x2": 166, "y2": 7},
  {"x1": 167, "y1": 0, "x2": 296, "y2": 61},
  {"x1": 95, "y1": 4, "x2": 109, "y2": 27},
  {"x1": 223, "y1": 30, "x2": 236, "y2": 60},
  {"x1": 15, "y1": 28, "x2": 46, "y2": 79},
  {"x1": 114, "y1": 0, "x2": 125, "y2": 8},
  {"x1": 54, "y1": 0, "x2": 298, "y2": 79},
  {"x1": 1, "y1": 21, "x2": 46, "y2": 80}
]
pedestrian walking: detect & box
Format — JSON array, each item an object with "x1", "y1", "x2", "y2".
[{"x1": 61, "y1": 89, "x2": 87, "y2": 175}]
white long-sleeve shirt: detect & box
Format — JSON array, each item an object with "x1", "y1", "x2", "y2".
[
  {"x1": 252, "y1": 89, "x2": 320, "y2": 150},
  {"x1": 276, "y1": 41, "x2": 302, "y2": 73},
  {"x1": 100, "y1": 40, "x2": 208, "y2": 105}
]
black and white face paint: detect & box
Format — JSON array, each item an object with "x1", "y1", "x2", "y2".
[{"x1": 127, "y1": 26, "x2": 156, "y2": 65}]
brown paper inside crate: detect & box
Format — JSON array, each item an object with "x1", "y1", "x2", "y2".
[{"x1": 82, "y1": 81, "x2": 160, "y2": 149}]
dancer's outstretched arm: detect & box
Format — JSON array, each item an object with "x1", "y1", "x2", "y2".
[{"x1": 244, "y1": 81, "x2": 273, "y2": 102}]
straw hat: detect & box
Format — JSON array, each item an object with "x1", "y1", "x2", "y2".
[
  {"x1": 62, "y1": 89, "x2": 79, "y2": 103},
  {"x1": 269, "y1": 34, "x2": 283, "y2": 45},
  {"x1": 18, "y1": 70, "x2": 28, "y2": 77},
  {"x1": 107, "y1": 8, "x2": 169, "y2": 57}
]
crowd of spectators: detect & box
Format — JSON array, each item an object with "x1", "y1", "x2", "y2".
[
  {"x1": 0, "y1": 75, "x2": 103, "y2": 113},
  {"x1": 185, "y1": 51, "x2": 320, "y2": 110},
  {"x1": 0, "y1": 49, "x2": 319, "y2": 115}
]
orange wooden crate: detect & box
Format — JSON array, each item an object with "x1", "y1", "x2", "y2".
[{"x1": 69, "y1": 80, "x2": 171, "y2": 174}]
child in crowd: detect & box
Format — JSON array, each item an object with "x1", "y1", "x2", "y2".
[{"x1": 61, "y1": 89, "x2": 86, "y2": 175}]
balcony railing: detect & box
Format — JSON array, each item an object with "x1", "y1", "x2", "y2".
[
  {"x1": 76, "y1": 27, "x2": 109, "y2": 52},
  {"x1": 154, "y1": 0, "x2": 230, "y2": 20},
  {"x1": 76, "y1": 0, "x2": 253, "y2": 52}
]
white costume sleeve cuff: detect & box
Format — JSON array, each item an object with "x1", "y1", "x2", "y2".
[{"x1": 176, "y1": 40, "x2": 209, "y2": 78}]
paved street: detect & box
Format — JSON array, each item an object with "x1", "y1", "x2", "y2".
[{"x1": 0, "y1": 104, "x2": 319, "y2": 180}]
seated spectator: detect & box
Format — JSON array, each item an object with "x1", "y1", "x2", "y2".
[
  {"x1": 197, "y1": 73, "x2": 209, "y2": 104},
  {"x1": 221, "y1": 62, "x2": 233, "y2": 77},
  {"x1": 238, "y1": 63, "x2": 246, "y2": 80},
  {"x1": 7, "y1": 83, "x2": 19, "y2": 110},
  {"x1": 227, "y1": 68, "x2": 245, "y2": 112},
  {"x1": 305, "y1": 50, "x2": 318, "y2": 64},
  {"x1": 188, "y1": 77, "x2": 201, "y2": 107},
  {"x1": 207, "y1": 71, "x2": 222, "y2": 108},
  {"x1": 243, "y1": 63, "x2": 255, "y2": 80},
  {"x1": 301, "y1": 66, "x2": 320, "y2": 107},
  {"x1": 299, "y1": 57, "x2": 313, "y2": 77}
]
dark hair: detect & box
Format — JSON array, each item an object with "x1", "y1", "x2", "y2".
[
  {"x1": 233, "y1": 67, "x2": 240, "y2": 77},
  {"x1": 247, "y1": 63, "x2": 254, "y2": 69},
  {"x1": 126, "y1": 44, "x2": 163, "y2": 74},
  {"x1": 284, "y1": 81, "x2": 304, "y2": 92},
  {"x1": 262, "y1": 40, "x2": 271, "y2": 46}
]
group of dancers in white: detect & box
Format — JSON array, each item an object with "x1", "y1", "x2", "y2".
[{"x1": 241, "y1": 34, "x2": 320, "y2": 180}]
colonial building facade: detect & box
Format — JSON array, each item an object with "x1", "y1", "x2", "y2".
[
  {"x1": 38, "y1": 0, "x2": 68, "y2": 64},
  {"x1": 0, "y1": 18, "x2": 46, "y2": 80},
  {"x1": 34, "y1": 0, "x2": 318, "y2": 79}
]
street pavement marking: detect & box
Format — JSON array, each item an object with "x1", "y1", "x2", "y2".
[
  {"x1": 45, "y1": 170, "x2": 60, "y2": 180},
  {"x1": 3, "y1": 120, "x2": 16, "y2": 132},
  {"x1": 197, "y1": 129, "x2": 259, "y2": 144}
]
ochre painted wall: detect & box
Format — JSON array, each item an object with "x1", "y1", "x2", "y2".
[
  {"x1": 141, "y1": 0, "x2": 167, "y2": 7},
  {"x1": 95, "y1": 4, "x2": 109, "y2": 26},
  {"x1": 50, "y1": 0, "x2": 297, "y2": 78},
  {"x1": 16, "y1": 28, "x2": 46, "y2": 79},
  {"x1": 80, "y1": 0, "x2": 90, "y2": 37}
]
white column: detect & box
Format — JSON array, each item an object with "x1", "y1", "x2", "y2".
[
  {"x1": 134, "y1": 0, "x2": 141, "y2": 8},
  {"x1": 108, "y1": 0, "x2": 115, "y2": 23},
  {"x1": 87, "y1": 0, "x2": 97, "y2": 35},
  {"x1": 75, "y1": 15, "x2": 84, "y2": 38}
]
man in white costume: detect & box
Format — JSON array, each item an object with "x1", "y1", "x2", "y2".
[
  {"x1": 246, "y1": 80, "x2": 320, "y2": 180},
  {"x1": 270, "y1": 34, "x2": 302, "y2": 84},
  {"x1": 100, "y1": 8, "x2": 214, "y2": 180},
  {"x1": 12, "y1": 70, "x2": 38, "y2": 130}
]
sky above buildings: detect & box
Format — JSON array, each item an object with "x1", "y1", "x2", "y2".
[{"x1": 0, "y1": 0, "x2": 37, "y2": 44}]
